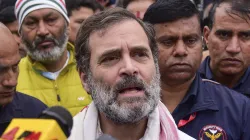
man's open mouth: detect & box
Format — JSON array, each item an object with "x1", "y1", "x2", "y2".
[{"x1": 118, "y1": 87, "x2": 143, "y2": 94}]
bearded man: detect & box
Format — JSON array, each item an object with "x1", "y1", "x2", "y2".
[
  {"x1": 15, "y1": 0, "x2": 91, "y2": 116},
  {"x1": 69, "y1": 8, "x2": 194, "y2": 140}
]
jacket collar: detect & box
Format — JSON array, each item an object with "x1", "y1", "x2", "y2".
[
  {"x1": 182, "y1": 74, "x2": 219, "y2": 115},
  {"x1": 190, "y1": 74, "x2": 219, "y2": 113}
]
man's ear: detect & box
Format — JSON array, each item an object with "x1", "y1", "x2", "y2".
[
  {"x1": 203, "y1": 26, "x2": 211, "y2": 48},
  {"x1": 79, "y1": 71, "x2": 90, "y2": 93}
]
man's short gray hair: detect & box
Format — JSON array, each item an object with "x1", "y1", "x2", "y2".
[{"x1": 75, "y1": 7, "x2": 158, "y2": 75}]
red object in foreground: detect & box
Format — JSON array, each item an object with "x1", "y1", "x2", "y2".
[
  {"x1": 1, "y1": 127, "x2": 19, "y2": 140},
  {"x1": 178, "y1": 113, "x2": 197, "y2": 128}
]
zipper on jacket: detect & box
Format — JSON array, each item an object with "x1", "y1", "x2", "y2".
[{"x1": 57, "y1": 94, "x2": 61, "y2": 102}]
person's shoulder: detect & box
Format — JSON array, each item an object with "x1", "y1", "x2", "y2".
[
  {"x1": 15, "y1": 92, "x2": 47, "y2": 110},
  {"x1": 73, "y1": 107, "x2": 88, "y2": 122},
  {"x1": 12, "y1": 92, "x2": 47, "y2": 118},
  {"x1": 243, "y1": 67, "x2": 250, "y2": 82},
  {"x1": 201, "y1": 78, "x2": 250, "y2": 104},
  {"x1": 18, "y1": 57, "x2": 29, "y2": 66},
  {"x1": 68, "y1": 109, "x2": 87, "y2": 140},
  {"x1": 18, "y1": 57, "x2": 31, "y2": 72}
]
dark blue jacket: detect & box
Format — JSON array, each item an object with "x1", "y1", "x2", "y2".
[
  {"x1": 199, "y1": 56, "x2": 250, "y2": 98},
  {"x1": 172, "y1": 74, "x2": 250, "y2": 140},
  {"x1": 0, "y1": 92, "x2": 47, "y2": 136}
]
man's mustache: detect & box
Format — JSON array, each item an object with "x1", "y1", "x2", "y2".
[
  {"x1": 113, "y1": 76, "x2": 146, "y2": 94},
  {"x1": 34, "y1": 36, "x2": 57, "y2": 46}
]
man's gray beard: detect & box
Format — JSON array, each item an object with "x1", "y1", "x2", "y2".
[
  {"x1": 22, "y1": 25, "x2": 68, "y2": 63},
  {"x1": 86, "y1": 70, "x2": 161, "y2": 124}
]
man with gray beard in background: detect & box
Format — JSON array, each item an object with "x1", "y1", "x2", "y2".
[
  {"x1": 14, "y1": 0, "x2": 91, "y2": 116},
  {"x1": 69, "y1": 8, "x2": 194, "y2": 140}
]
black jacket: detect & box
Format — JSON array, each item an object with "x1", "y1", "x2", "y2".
[{"x1": 0, "y1": 92, "x2": 47, "y2": 136}]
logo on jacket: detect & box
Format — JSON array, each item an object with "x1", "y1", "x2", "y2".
[
  {"x1": 199, "y1": 125, "x2": 227, "y2": 140},
  {"x1": 77, "y1": 97, "x2": 85, "y2": 101}
]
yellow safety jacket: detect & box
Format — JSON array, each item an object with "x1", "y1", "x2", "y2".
[{"x1": 17, "y1": 42, "x2": 92, "y2": 116}]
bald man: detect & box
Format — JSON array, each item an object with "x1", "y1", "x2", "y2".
[{"x1": 0, "y1": 23, "x2": 47, "y2": 136}]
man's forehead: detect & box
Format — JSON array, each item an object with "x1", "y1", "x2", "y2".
[
  {"x1": 0, "y1": 26, "x2": 18, "y2": 49},
  {"x1": 91, "y1": 39, "x2": 151, "y2": 57},
  {"x1": 89, "y1": 20, "x2": 149, "y2": 49},
  {"x1": 0, "y1": 45, "x2": 19, "y2": 58},
  {"x1": 92, "y1": 20, "x2": 144, "y2": 36},
  {"x1": 0, "y1": 50, "x2": 20, "y2": 67},
  {"x1": 213, "y1": 6, "x2": 250, "y2": 31}
]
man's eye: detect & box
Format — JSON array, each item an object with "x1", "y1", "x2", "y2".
[
  {"x1": 24, "y1": 21, "x2": 36, "y2": 28},
  {"x1": 219, "y1": 33, "x2": 229, "y2": 37},
  {"x1": 101, "y1": 57, "x2": 119, "y2": 65},
  {"x1": 47, "y1": 18, "x2": 57, "y2": 25},
  {"x1": 160, "y1": 40, "x2": 174, "y2": 47},
  {"x1": 0, "y1": 67, "x2": 8, "y2": 74},
  {"x1": 48, "y1": 18, "x2": 56, "y2": 22},
  {"x1": 240, "y1": 33, "x2": 250, "y2": 40},
  {"x1": 25, "y1": 21, "x2": 35, "y2": 25},
  {"x1": 76, "y1": 20, "x2": 84, "y2": 24},
  {"x1": 185, "y1": 38, "x2": 198, "y2": 45},
  {"x1": 133, "y1": 52, "x2": 149, "y2": 59},
  {"x1": 216, "y1": 31, "x2": 231, "y2": 40},
  {"x1": 0, "y1": 68, "x2": 5, "y2": 73}
]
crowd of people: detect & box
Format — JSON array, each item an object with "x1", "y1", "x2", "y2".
[{"x1": 0, "y1": 0, "x2": 250, "y2": 139}]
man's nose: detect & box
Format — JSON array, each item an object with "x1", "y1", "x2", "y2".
[
  {"x1": 119, "y1": 56, "x2": 139, "y2": 77},
  {"x1": 173, "y1": 40, "x2": 188, "y2": 57},
  {"x1": 226, "y1": 36, "x2": 241, "y2": 54},
  {"x1": 37, "y1": 21, "x2": 49, "y2": 36}
]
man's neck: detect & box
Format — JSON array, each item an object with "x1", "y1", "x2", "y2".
[
  {"x1": 42, "y1": 50, "x2": 68, "y2": 72},
  {"x1": 213, "y1": 73, "x2": 243, "y2": 88},
  {"x1": 99, "y1": 113, "x2": 148, "y2": 140},
  {"x1": 161, "y1": 76, "x2": 195, "y2": 113},
  {"x1": 210, "y1": 65, "x2": 245, "y2": 88}
]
